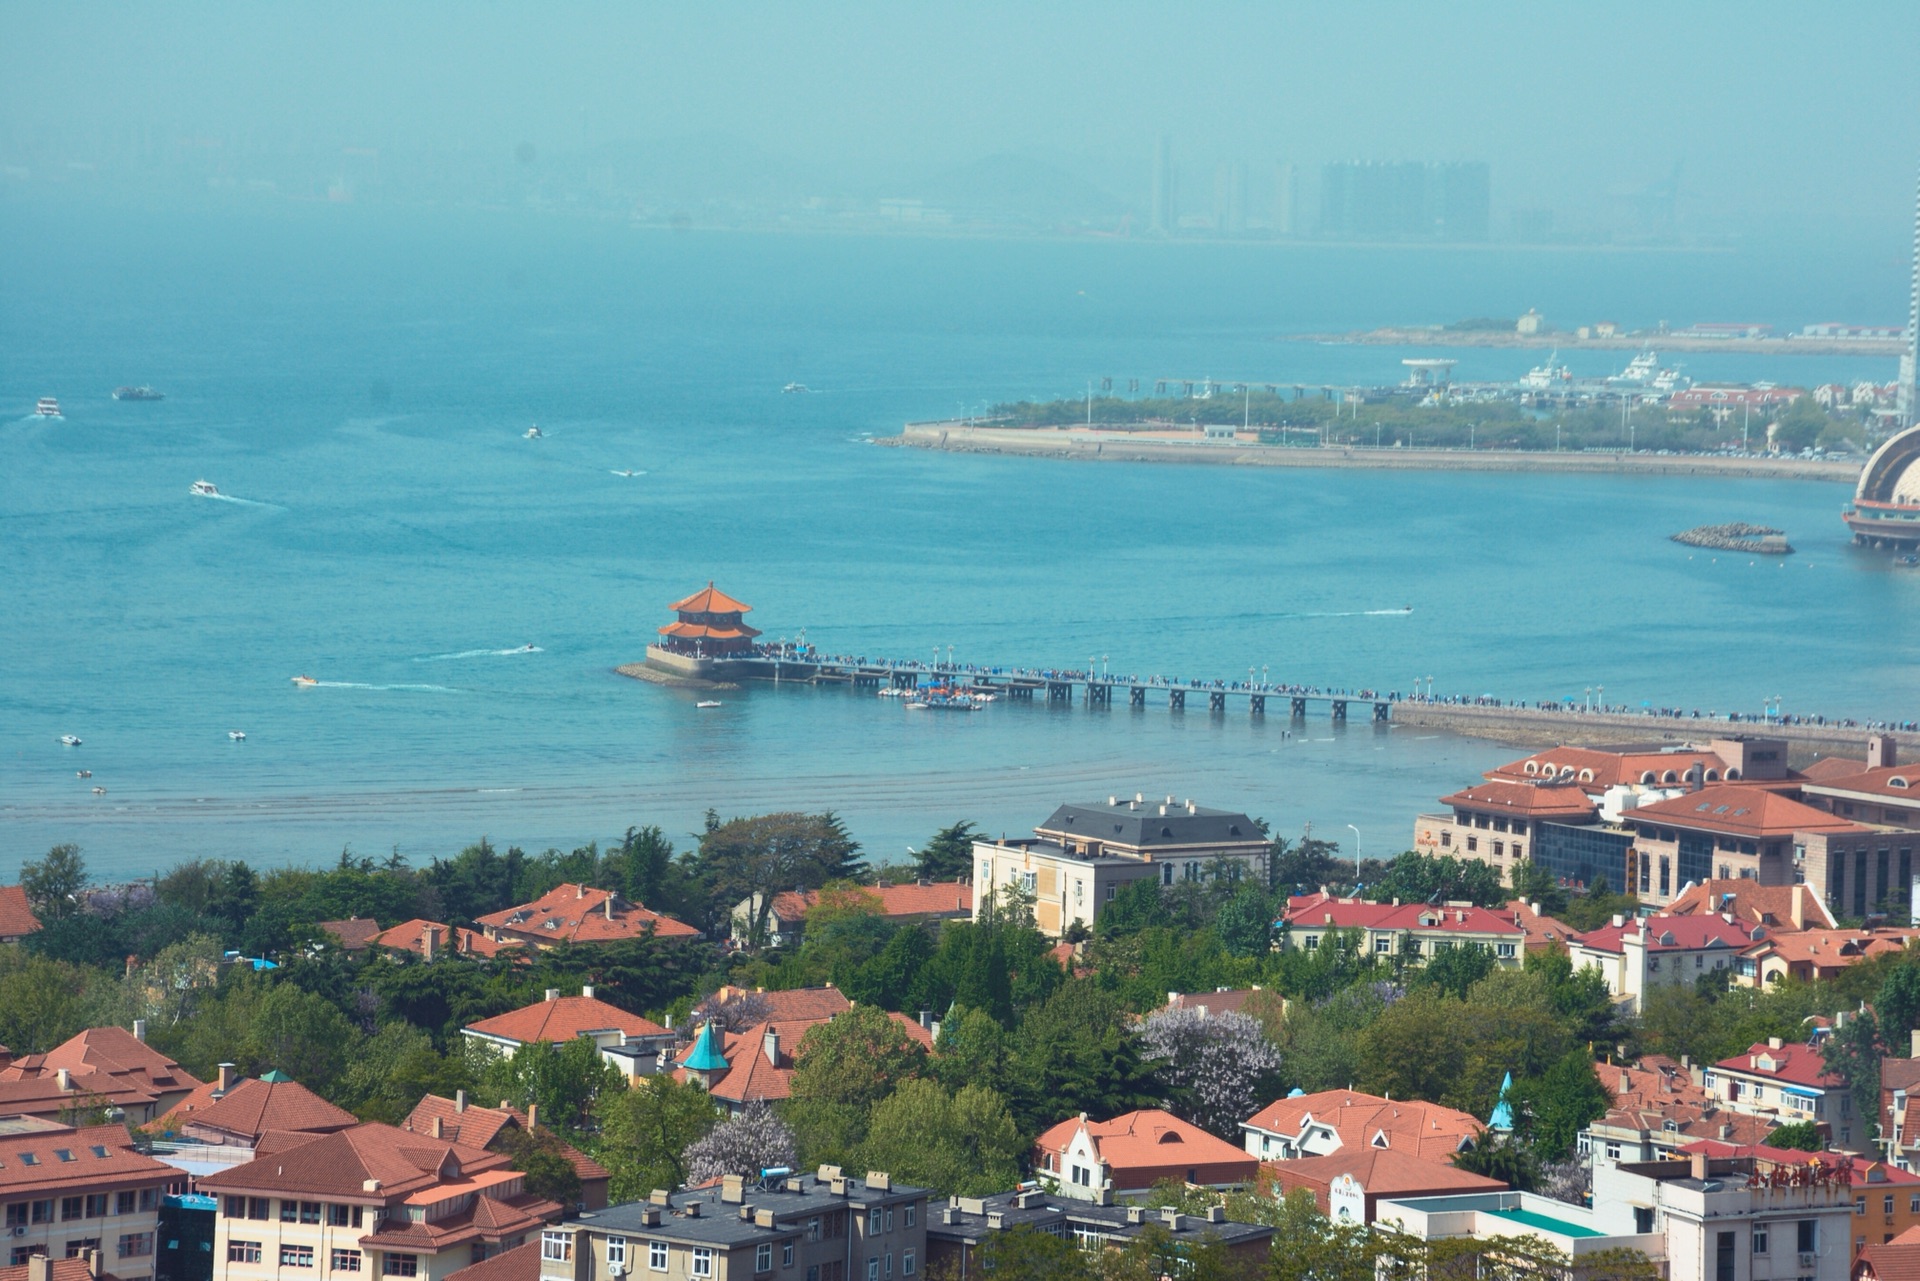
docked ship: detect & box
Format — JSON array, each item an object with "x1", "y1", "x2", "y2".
[
  {"x1": 34, "y1": 397, "x2": 61, "y2": 417},
  {"x1": 1518, "y1": 353, "x2": 1570, "y2": 391},
  {"x1": 1842, "y1": 423, "x2": 1920, "y2": 550},
  {"x1": 113, "y1": 386, "x2": 165, "y2": 401},
  {"x1": 1606, "y1": 352, "x2": 1690, "y2": 394}
]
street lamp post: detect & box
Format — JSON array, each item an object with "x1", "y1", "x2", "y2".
[
  {"x1": 1584, "y1": 686, "x2": 1593, "y2": 712},
  {"x1": 1596, "y1": 684, "x2": 1605, "y2": 712},
  {"x1": 1347, "y1": 825, "x2": 1362, "y2": 877}
]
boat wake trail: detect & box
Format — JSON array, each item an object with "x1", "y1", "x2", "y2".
[
  {"x1": 204, "y1": 493, "x2": 282, "y2": 509},
  {"x1": 311, "y1": 681, "x2": 456, "y2": 692},
  {"x1": 413, "y1": 646, "x2": 544, "y2": 662}
]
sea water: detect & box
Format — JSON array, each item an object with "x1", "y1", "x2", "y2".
[{"x1": 1, "y1": 201, "x2": 1914, "y2": 877}]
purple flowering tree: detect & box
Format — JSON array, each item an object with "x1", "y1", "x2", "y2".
[
  {"x1": 682, "y1": 1101, "x2": 798, "y2": 1185},
  {"x1": 1138, "y1": 1007, "x2": 1284, "y2": 1139}
]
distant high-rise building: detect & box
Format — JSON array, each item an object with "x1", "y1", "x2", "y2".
[
  {"x1": 1214, "y1": 162, "x2": 1246, "y2": 236},
  {"x1": 1150, "y1": 135, "x2": 1175, "y2": 235},
  {"x1": 1273, "y1": 163, "x2": 1296, "y2": 236},
  {"x1": 1901, "y1": 165, "x2": 1918, "y2": 428},
  {"x1": 1318, "y1": 160, "x2": 1490, "y2": 241}
]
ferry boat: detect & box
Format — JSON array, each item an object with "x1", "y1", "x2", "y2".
[
  {"x1": 113, "y1": 386, "x2": 165, "y2": 401},
  {"x1": 291, "y1": 674, "x2": 318, "y2": 687},
  {"x1": 1519, "y1": 353, "x2": 1569, "y2": 391},
  {"x1": 228, "y1": 730, "x2": 247, "y2": 741},
  {"x1": 524, "y1": 425, "x2": 543, "y2": 439},
  {"x1": 190, "y1": 480, "x2": 220, "y2": 497},
  {"x1": 34, "y1": 397, "x2": 62, "y2": 417},
  {"x1": 696, "y1": 700, "x2": 722, "y2": 709},
  {"x1": 59, "y1": 735, "x2": 82, "y2": 747}
]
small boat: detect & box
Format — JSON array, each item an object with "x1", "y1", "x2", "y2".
[
  {"x1": 34, "y1": 397, "x2": 62, "y2": 417},
  {"x1": 696, "y1": 700, "x2": 722, "y2": 709},
  {"x1": 91, "y1": 786, "x2": 106, "y2": 795},
  {"x1": 291, "y1": 675, "x2": 318, "y2": 687},
  {"x1": 190, "y1": 480, "x2": 220, "y2": 497},
  {"x1": 59, "y1": 734, "x2": 82, "y2": 747},
  {"x1": 524, "y1": 425, "x2": 543, "y2": 439},
  {"x1": 782, "y1": 383, "x2": 810, "y2": 394},
  {"x1": 113, "y1": 386, "x2": 165, "y2": 401},
  {"x1": 76, "y1": 770, "x2": 91, "y2": 779},
  {"x1": 228, "y1": 730, "x2": 247, "y2": 741}
]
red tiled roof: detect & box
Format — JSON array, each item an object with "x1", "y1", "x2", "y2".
[
  {"x1": 1574, "y1": 914, "x2": 1761, "y2": 956},
  {"x1": 0, "y1": 1261, "x2": 122, "y2": 1281},
  {"x1": 668, "y1": 583, "x2": 753, "y2": 615},
  {"x1": 1282, "y1": 896, "x2": 1524, "y2": 940},
  {"x1": 0, "y1": 1026, "x2": 201, "y2": 1100},
  {"x1": 0, "y1": 886, "x2": 42, "y2": 939},
  {"x1": 768, "y1": 884, "x2": 973, "y2": 923},
  {"x1": 1624, "y1": 786, "x2": 1866, "y2": 838},
  {"x1": 372, "y1": 919, "x2": 521, "y2": 959},
  {"x1": 198, "y1": 1122, "x2": 512, "y2": 1199},
  {"x1": 1713, "y1": 1042, "x2": 1843, "y2": 1089},
  {"x1": 1034, "y1": 1109, "x2": 1256, "y2": 1186},
  {"x1": 445, "y1": 1241, "x2": 541, "y2": 1281},
  {"x1": 1680, "y1": 1139, "x2": 1918, "y2": 1185},
  {"x1": 1805, "y1": 765, "x2": 1920, "y2": 804},
  {"x1": 1265, "y1": 1146, "x2": 1506, "y2": 1211},
  {"x1": 162, "y1": 1074, "x2": 358, "y2": 1141},
  {"x1": 475, "y1": 884, "x2": 701, "y2": 945},
  {"x1": 399, "y1": 1096, "x2": 610, "y2": 1188},
  {"x1": 1488, "y1": 745, "x2": 1730, "y2": 789},
  {"x1": 1662, "y1": 881, "x2": 1837, "y2": 932},
  {"x1": 317, "y1": 917, "x2": 385, "y2": 951},
  {"x1": 658, "y1": 621, "x2": 761, "y2": 641},
  {"x1": 1505, "y1": 900, "x2": 1584, "y2": 951},
  {"x1": 1439, "y1": 781, "x2": 1598, "y2": 819},
  {"x1": 1857, "y1": 1237, "x2": 1920, "y2": 1281},
  {"x1": 709, "y1": 986, "x2": 853, "y2": 1023},
  {"x1": 1740, "y1": 929, "x2": 1920, "y2": 973},
  {"x1": 1243, "y1": 1089, "x2": 1484, "y2": 1163},
  {"x1": 1801, "y1": 756, "x2": 1870, "y2": 782},
  {"x1": 465, "y1": 994, "x2": 669, "y2": 1046},
  {"x1": 0, "y1": 1123, "x2": 172, "y2": 1198},
  {"x1": 1161, "y1": 990, "x2": 1266, "y2": 1018}
]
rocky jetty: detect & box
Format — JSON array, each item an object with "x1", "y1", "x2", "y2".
[{"x1": 1671, "y1": 523, "x2": 1794, "y2": 554}]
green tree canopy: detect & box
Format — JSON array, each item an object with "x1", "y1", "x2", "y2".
[
  {"x1": 595, "y1": 1073, "x2": 721, "y2": 1202},
  {"x1": 20, "y1": 844, "x2": 89, "y2": 920},
  {"x1": 858, "y1": 1078, "x2": 1023, "y2": 1196}
]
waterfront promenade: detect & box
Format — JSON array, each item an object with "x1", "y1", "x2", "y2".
[{"x1": 881, "y1": 423, "x2": 1864, "y2": 480}]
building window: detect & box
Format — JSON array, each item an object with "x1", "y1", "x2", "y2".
[
  {"x1": 1104, "y1": 885, "x2": 1115, "y2": 901},
  {"x1": 30, "y1": 1201, "x2": 51, "y2": 1225},
  {"x1": 281, "y1": 1200, "x2": 299, "y2": 1223},
  {"x1": 1374, "y1": 937, "x2": 1392, "y2": 954},
  {"x1": 757, "y1": 1243, "x2": 774, "y2": 1272},
  {"x1": 1021, "y1": 872, "x2": 1036, "y2": 894},
  {"x1": 63, "y1": 1240, "x2": 100, "y2": 1260},
  {"x1": 692, "y1": 1247, "x2": 714, "y2": 1278},
  {"x1": 1888, "y1": 1196, "x2": 1897, "y2": 1215},
  {"x1": 649, "y1": 1240, "x2": 668, "y2": 1271},
  {"x1": 327, "y1": 1205, "x2": 361, "y2": 1228},
  {"x1": 902, "y1": 1251, "x2": 916, "y2": 1277},
  {"x1": 903, "y1": 1204, "x2": 915, "y2": 1229},
  {"x1": 1497, "y1": 943, "x2": 1516, "y2": 959},
  {"x1": 301, "y1": 1202, "x2": 322, "y2": 1225},
  {"x1": 382, "y1": 1256, "x2": 418, "y2": 1278},
  {"x1": 607, "y1": 1238, "x2": 626, "y2": 1269},
  {"x1": 229, "y1": 1242, "x2": 263, "y2": 1264},
  {"x1": 282, "y1": 1246, "x2": 315, "y2": 1268},
  {"x1": 1303, "y1": 935, "x2": 1319, "y2": 951},
  {"x1": 1857, "y1": 1197, "x2": 1867, "y2": 1216},
  {"x1": 2, "y1": 1206, "x2": 22, "y2": 1228},
  {"x1": 784, "y1": 1243, "x2": 794, "y2": 1267},
  {"x1": 1605, "y1": 1143, "x2": 1621, "y2": 1161},
  {"x1": 1466, "y1": 837, "x2": 1477, "y2": 853},
  {"x1": 332, "y1": 1251, "x2": 363, "y2": 1272},
  {"x1": 868, "y1": 1262, "x2": 880, "y2": 1281},
  {"x1": 1800, "y1": 1219, "x2": 1818, "y2": 1253},
  {"x1": 1753, "y1": 1226, "x2": 1768, "y2": 1255},
  {"x1": 83, "y1": 1195, "x2": 107, "y2": 1218},
  {"x1": 118, "y1": 1234, "x2": 154, "y2": 1259},
  {"x1": 115, "y1": 1192, "x2": 137, "y2": 1216},
  {"x1": 10, "y1": 1251, "x2": 33, "y2": 1268},
  {"x1": 1716, "y1": 1231, "x2": 1735, "y2": 1281},
  {"x1": 542, "y1": 1233, "x2": 572, "y2": 1263}
]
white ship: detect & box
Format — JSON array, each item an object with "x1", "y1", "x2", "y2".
[
  {"x1": 34, "y1": 397, "x2": 62, "y2": 417},
  {"x1": 190, "y1": 480, "x2": 220, "y2": 497},
  {"x1": 1519, "y1": 352, "x2": 1569, "y2": 391}
]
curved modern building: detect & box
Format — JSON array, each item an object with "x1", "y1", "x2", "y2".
[{"x1": 1843, "y1": 424, "x2": 1920, "y2": 549}]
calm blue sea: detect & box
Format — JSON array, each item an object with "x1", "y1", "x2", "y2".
[{"x1": 1, "y1": 201, "x2": 1914, "y2": 879}]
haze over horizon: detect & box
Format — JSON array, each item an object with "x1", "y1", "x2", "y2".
[{"x1": 6, "y1": 2, "x2": 1920, "y2": 257}]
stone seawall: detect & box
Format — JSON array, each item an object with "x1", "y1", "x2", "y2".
[
  {"x1": 1391, "y1": 703, "x2": 1902, "y2": 764},
  {"x1": 882, "y1": 424, "x2": 1862, "y2": 482}
]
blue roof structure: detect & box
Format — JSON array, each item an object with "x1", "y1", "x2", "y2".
[
  {"x1": 682, "y1": 1021, "x2": 730, "y2": 1072},
  {"x1": 1489, "y1": 1071, "x2": 1515, "y2": 1131}
]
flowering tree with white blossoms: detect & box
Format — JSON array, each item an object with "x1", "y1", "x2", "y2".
[
  {"x1": 682, "y1": 1101, "x2": 798, "y2": 1184},
  {"x1": 1138, "y1": 1007, "x2": 1284, "y2": 1139}
]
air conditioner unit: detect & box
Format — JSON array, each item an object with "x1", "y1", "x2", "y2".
[
  {"x1": 1799, "y1": 1253, "x2": 1817, "y2": 1268},
  {"x1": 608, "y1": 1266, "x2": 627, "y2": 1277},
  {"x1": 9, "y1": 1227, "x2": 26, "y2": 1238}
]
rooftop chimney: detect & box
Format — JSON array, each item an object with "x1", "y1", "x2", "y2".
[
  {"x1": 582, "y1": 984, "x2": 595, "y2": 1000},
  {"x1": 1871, "y1": 734, "x2": 1898, "y2": 770},
  {"x1": 1768, "y1": 1037, "x2": 1784, "y2": 1051},
  {"x1": 868, "y1": 1173, "x2": 891, "y2": 1191},
  {"x1": 918, "y1": 1010, "x2": 932, "y2": 1029},
  {"x1": 217, "y1": 1062, "x2": 234, "y2": 1093},
  {"x1": 431, "y1": 1116, "x2": 444, "y2": 1139},
  {"x1": 56, "y1": 1067, "x2": 71, "y2": 1092},
  {"x1": 576, "y1": 884, "x2": 586, "y2": 898},
  {"x1": 132, "y1": 1019, "x2": 147, "y2": 1043},
  {"x1": 85, "y1": 1249, "x2": 101, "y2": 1280},
  {"x1": 1910, "y1": 1029, "x2": 1920, "y2": 1060},
  {"x1": 545, "y1": 988, "x2": 560, "y2": 1002},
  {"x1": 455, "y1": 1089, "x2": 467, "y2": 1112},
  {"x1": 422, "y1": 926, "x2": 436, "y2": 962},
  {"x1": 721, "y1": 1175, "x2": 745, "y2": 1205},
  {"x1": 605, "y1": 895, "x2": 616, "y2": 921},
  {"x1": 763, "y1": 1028, "x2": 780, "y2": 1066},
  {"x1": 28, "y1": 1255, "x2": 49, "y2": 1281},
  {"x1": 1690, "y1": 1151, "x2": 1710, "y2": 1181}
]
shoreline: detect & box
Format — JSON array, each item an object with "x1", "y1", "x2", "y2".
[
  {"x1": 1390, "y1": 704, "x2": 1901, "y2": 764},
  {"x1": 1282, "y1": 328, "x2": 1907, "y2": 357},
  {"x1": 882, "y1": 424, "x2": 1864, "y2": 481}
]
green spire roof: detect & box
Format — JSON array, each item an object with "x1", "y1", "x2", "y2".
[
  {"x1": 259, "y1": 1069, "x2": 293, "y2": 1083},
  {"x1": 682, "y1": 1021, "x2": 729, "y2": 1072}
]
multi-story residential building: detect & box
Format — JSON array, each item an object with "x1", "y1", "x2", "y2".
[
  {"x1": 1567, "y1": 913, "x2": 1764, "y2": 1012},
  {"x1": 1265, "y1": 1147, "x2": 1506, "y2": 1223},
  {"x1": 400, "y1": 1095, "x2": 610, "y2": 1212},
  {"x1": 475, "y1": 885, "x2": 700, "y2": 951},
  {"x1": 1373, "y1": 1188, "x2": 1664, "y2": 1270},
  {"x1": 1878, "y1": 1034, "x2": 1920, "y2": 1171},
  {"x1": 542, "y1": 1169, "x2": 927, "y2": 1281},
  {"x1": 1581, "y1": 1054, "x2": 1787, "y2": 1166},
  {"x1": 1276, "y1": 895, "x2": 1527, "y2": 966},
  {"x1": 1679, "y1": 1142, "x2": 1920, "y2": 1257},
  {"x1": 1705, "y1": 1039, "x2": 1855, "y2": 1147},
  {"x1": 1666, "y1": 881, "x2": 1838, "y2": 933},
  {"x1": 154, "y1": 1068, "x2": 357, "y2": 1148},
  {"x1": 970, "y1": 797, "x2": 1268, "y2": 938},
  {"x1": 1737, "y1": 928, "x2": 1920, "y2": 989},
  {"x1": 199, "y1": 1123, "x2": 561, "y2": 1281},
  {"x1": 1031, "y1": 1111, "x2": 1256, "y2": 1201},
  {"x1": 1240, "y1": 1090, "x2": 1482, "y2": 1164},
  {"x1": 462, "y1": 988, "x2": 673, "y2": 1060},
  {"x1": 1411, "y1": 779, "x2": 1600, "y2": 886},
  {"x1": 0, "y1": 1026, "x2": 202, "y2": 1128},
  {"x1": 731, "y1": 883, "x2": 972, "y2": 950},
  {"x1": 924, "y1": 1189, "x2": 1275, "y2": 1277},
  {"x1": 0, "y1": 1119, "x2": 176, "y2": 1280}
]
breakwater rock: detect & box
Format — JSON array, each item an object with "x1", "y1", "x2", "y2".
[{"x1": 1671, "y1": 523, "x2": 1794, "y2": 554}]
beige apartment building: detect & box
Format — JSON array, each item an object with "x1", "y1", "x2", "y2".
[
  {"x1": 972, "y1": 796, "x2": 1268, "y2": 937},
  {"x1": 0, "y1": 1119, "x2": 175, "y2": 1280}
]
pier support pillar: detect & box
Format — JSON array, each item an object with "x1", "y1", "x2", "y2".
[
  {"x1": 891, "y1": 670, "x2": 916, "y2": 690},
  {"x1": 1250, "y1": 695, "x2": 1265, "y2": 715},
  {"x1": 1088, "y1": 683, "x2": 1111, "y2": 705},
  {"x1": 1169, "y1": 689, "x2": 1186, "y2": 710},
  {"x1": 1209, "y1": 691, "x2": 1226, "y2": 712},
  {"x1": 1290, "y1": 697, "x2": 1307, "y2": 718},
  {"x1": 1130, "y1": 687, "x2": 1146, "y2": 707},
  {"x1": 1373, "y1": 702, "x2": 1390, "y2": 722},
  {"x1": 1332, "y1": 700, "x2": 1348, "y2": 721},
  {"x1": 1048, "y1": 682, "x2": 1071, "y2": 702}
]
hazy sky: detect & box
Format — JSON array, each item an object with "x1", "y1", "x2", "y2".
[{"x1": 7, "y1": 1, "x2": 1919, "y2": 237}]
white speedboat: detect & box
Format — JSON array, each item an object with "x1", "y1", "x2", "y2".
[
  {"x1": 525, "y1": 425, "x2": 543, "y2": 439},
  {"x1": 76, "y1": 770, "x2": 91, "y2": 779},
  {"x1": 190, "y1": 480, "x2": 220, "y2": 497},
  {"x1": 696, "y1": 700, "x2": 722, "y2": 709},
  {"x1": 35, "y1": 397, "x2": 62, "y2": 417},
  {"x1": 228, "y1": 730, "x2": 247, "y2": 741},
  {"x1": 59, "y1": 734, "x2": 82, "y2": 747},
  {"x1": 291, "y1": 674, "x2": 318, "y2": 687},
  {"x1": 91, "y1": 786, "x2": 106, "y2": 795},
  {"x1": 782, "y1": 383, "x2": 810, "y2": 394}
]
